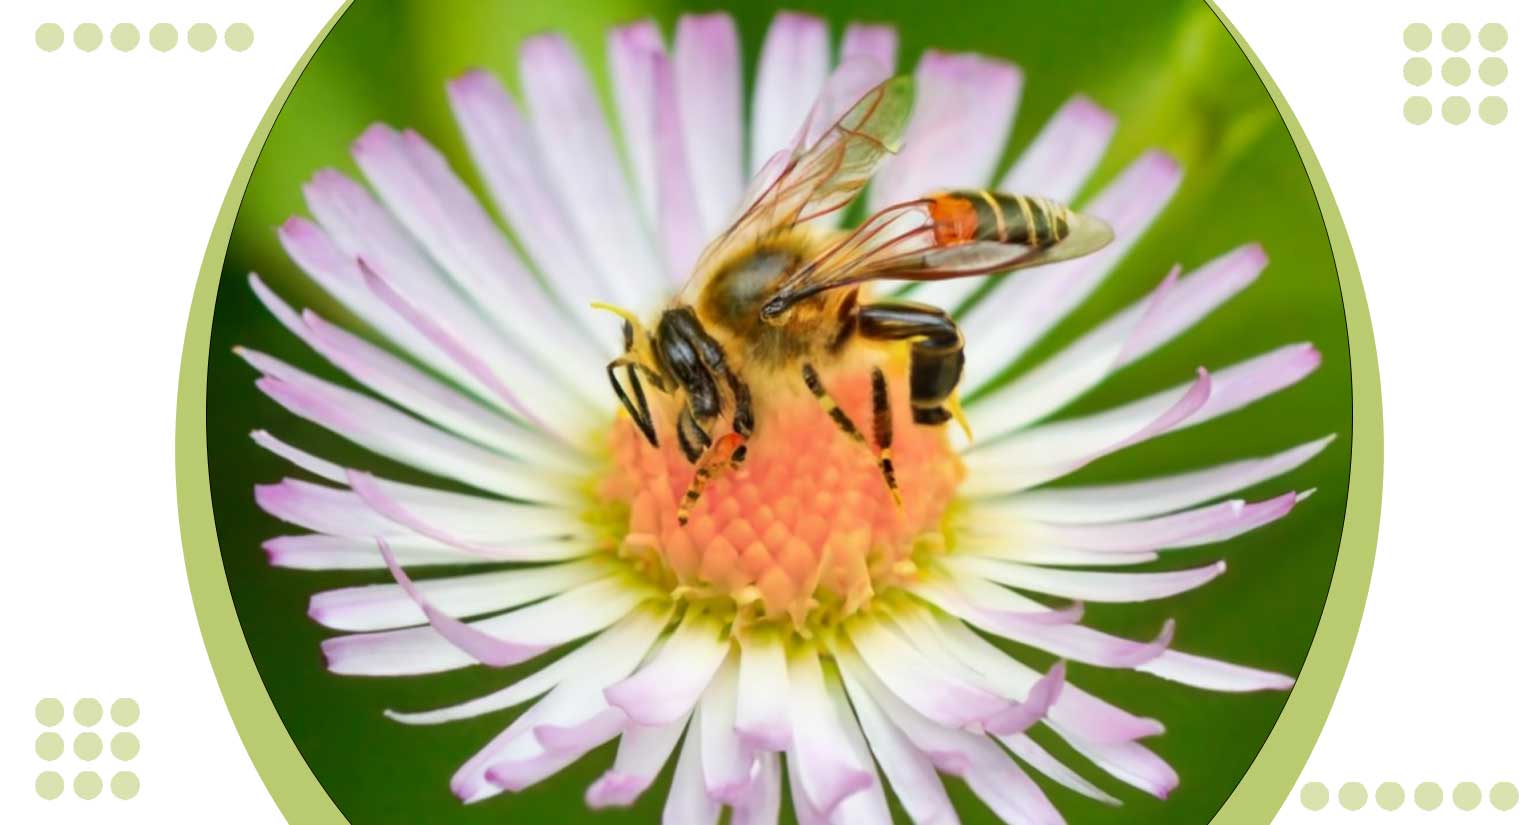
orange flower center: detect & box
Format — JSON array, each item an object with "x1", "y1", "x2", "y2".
[{"x1": 597, "y1": 362, "x2": 965, "y2": 632}]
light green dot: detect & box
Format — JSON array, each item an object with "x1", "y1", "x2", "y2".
[
  {"x1": 1404, "y1": 96, "x2": 1433, "y2": 125},
  {"x1": 35, "y1": 23, "x2": 65, "y2": 51},
  {"x1": 74, "y1": 771, "x2": 102, "y2": 800},
  {"x1": 75, "y1": 698, "x2": 103, "y2": 726},
  {"x1": 1455, "y1": 782, "x2": 1482, "y2": 810},
  {"x1": 35, "y1": 733, "x2": 64, "y2": 761},
  {"x1": 1377, "y1": 782, "x2": 1406, "y2": 810},
  {"x1": 1404, "y1": 57, "x2": 1432, "y2": 85},
  {"x1": 1479, "y1": 23, "x2": 1508, "y2": 51},
  {"x1": 111, "y1": 23, "x2": 139, "y2": 51},
  {"x1": 1490, "y1": 782, "x2": 1519, "y2": 811},
  {"x1": 110, "y1": 771, "x2": 140, "y2": 800},
  {"x1": 36, "y1": 772, "x2": 64, "y2": 800},
  {"x1": 74, "y1": 732, "x2": 103, "y2": 761},
  {"x1": 1300, "y1": 782, "x2": 1329, "y2": 810},
  {"x1": 1443, "y1": 96, "x2": 1471, "y2": 124},
  {"x1": 1339, "y1": 782, "x2": 1368, "y2": 810},
  {"x1": 111, "y1": 732, "x2": 140, "y2": 761},
  {"x1": 36, "y1": 697, "x2": 64, "y2": 726},
  {"x1": 149, "y1": 23, "x2": 178, "y2": 51},
  {"x1": 1404, "y1": 23, "x2": 1432, "y2": 51},
  {"x1": 111, "y1": 698, "x2": 140, "y2": 726},
  {"x1": 225, "y1": 23, "x2": 255, "y2": 52},
  {"x1": 1416, "y1": 782, "x2": 1444, "y2": 810},
  {"x1": 1443, "y1": 23, "x2": 1471, "y2": 51},
  {"x1": 74, "y1": 23, "x2": 103, "y2": 52},
  {"x1": 1479, "y1": 96, "x2": 1507, "y2": 125},
  {"x1": 1480, "y1": 58, "x2": 1508, "y2": 86},
  {"x1": 188, "y1": 23, "x2": 217, "y2": 52},
  {"x1": 1443, "y1": 57, "x2": 1471, "y2": 85}
]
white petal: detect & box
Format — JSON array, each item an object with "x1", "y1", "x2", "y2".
[
  {"x1": 388, "y1": 606, "x2": 669, "y2": 726},
  {"x1": 676, "y1": 13, "x2": 745, "y2": 234},
  {"x1": 998, "y1": 95, "x2": 1117, "y2": 200},
  {"x1": 307, "y1": 558, "x2": 612, "y2": 632},
  {"x1": 663, "y1": 712, "x2": 722, "y2": 825},
  {"x1": 320, "y1": 576, "x2": 647, "y2": 676},
  {"x1": 961, "y1": 151, "x2": 1183, "y2": 380},
  {"x1": 824, "y1": 676, "x2": 894, "y2": 825},
  {"x1": 1051, "y1": 731, "x2": 1178, "y2": 799},
  {"x1": 966, "y1": 243, "x2": 1268, "y2": 439},
  {"x1": 262, "y1": 534, "x2": 483, "y2": 571},
  {"x1": 605, "y1": 606, "x2": 729, "y2": 725},
  {"x1": 520, "y1": 33, "x2": 665, "y2": 309},
  {"x1": 840, "y1": 668, "x2": 960, "y2": 825},
  {"x1": 730, "y1": 754, "x2": 784, "y2": 825},
  {"x1": 786, "y1": 644, "x2": 875, "y2": 816},
  {"x1": 871, "y1": 50, "x2": 1022, "y2": 208},
  {"x1": 838, "y1": 23, "x2": 897, "y2": 73},
  {"x1": 751, "y1": 12, "x2": 831, "y2": 170},
  {"x1": 1138, "y1": 649, "x2": 1295, "y2": 692},
  {"x1": 446, "y1": 70, "x2": 615, "y2": 344},
  {"x1": 607, "y1": 20, "x2": 666, "y2": 230},
  {"x1": 846, "y1": 616, "x2": 1012, "y2": 727},
  {"x1": 998, "y1": 435, "x2": 1335, "y2": 524},
  {"x1": 735, "y1": 625, "x2": 793, "y2": 750},
  {"x1": 698, "y1": 654, "x2": 754, "y2": 804},
  {"x1": 651, "y1": 48, "x2": 707, "y2": 282},
  {"x1": 586, "y1": 713, "x2": 690, "y2": 808},
  {"x1": 996, "y1": 733, "x2": 1121, "y2": 805},
  {"x1": 250, "y1": 429, "x2": 346, "y2": 483},
  {"x1": 949, "y1": 555, "x2": 1227, "y2": 603},
  {"x1": 969, "y1": 491, "x2": 1299, "y2": 552}
]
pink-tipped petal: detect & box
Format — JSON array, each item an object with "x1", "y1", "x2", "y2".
[
  {"x1": 953, "y1": 556, "x2": 1228, "y2": 604},
  {"x1": 698, "y1": 655, "x2": 755, "y2": 804},
  {"x1": 347, "y1": 470, "x2": 577, "y2": 559},
  {"x1": 729, "y1": 753, "x2": 785, "y2": 825},
  {"x1": 1138, "y1": 650, "x2": 1296, "y2": 692},
  {"x1": 997, "y1": 732, "x2": 1122, "y2": 806},
  {"x1": 999, "y1": 95, "x2": 1118, "y2": 201},
  {"x1": 983, "y1": 661, "x2": 1066, "y2": 734},
  {"x1": 786, "y1": 646, "x2": 876, "y2": 816},
  {"x1": 751, "y1": 12, "x2": 831, "y2": 169},
  {"x1": 975, "y1": 491, "x2": 1298, "y2": 553},
  {"x1": 663, "y1": 712, "x2": 723, "y2": 825},
  {"x1": 250, "y1": 428, "x2": 346, "y2": 484},
  {"x1": 263, "y1": 534, "x2": 474, "y2": 571},
  {"x1": 734, "y1": 626, "x2": 793, "y2": 750},
  {"x1": 650, "y1": 49, "x2": 707, "y2": 282},
  {"x1": 675, "y1": 13, "x2": 745, "y2": 233},
  {"x1": 1053, "y1": 733, "x2": 1180, "y2": 800},
  {"x1": 585, "y1": 712, "x2": 690, "y2": 808},
  {"x1": 839, "y1": 22, "x2": 897, "y2": 74},
  {"x1": 604, "y1": 606, "x2": 728, "y2": 726},
  {"x1": 839, "y1": 672, "x2": 960, "y2": 825},
  {"x1": 847, "y1": 616, "x2": 1013, "y2": 727},
  {"x1": 606, "y1": 20, "x2": 667, "y2": 227}
]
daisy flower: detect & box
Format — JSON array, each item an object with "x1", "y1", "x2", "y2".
[{"x1": 242, "y1": 10, "x2": 1328, "y2": 824}]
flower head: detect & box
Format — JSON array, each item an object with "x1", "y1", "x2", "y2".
[{"x1": 245, "y1": 10, "x2": 1327, "y2": 824}]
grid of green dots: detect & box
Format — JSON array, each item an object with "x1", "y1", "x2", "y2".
[
  {"x1": 1299, "y1": 781, "x2": 1520, "y2": 812},
  {"x1": 1403, "y1": 23, "x2": 1508, "y2": 125},
  {"x1": 34, "y1": 698, "x2": 140, "y2": 801},
  {"x1": 34, "y1": 23, "x2": 253, "y2": 53}
]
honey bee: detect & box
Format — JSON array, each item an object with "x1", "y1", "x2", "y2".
[{"x1": 600, "y1": 74, "x2": 1112, "y2": 525}]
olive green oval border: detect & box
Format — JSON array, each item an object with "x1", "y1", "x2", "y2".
[{"x1": 172, "y1": 2, "x2": 1382, "y2": 823}]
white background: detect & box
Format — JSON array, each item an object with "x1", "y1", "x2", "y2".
[{"x1": 0, "y1": 0, "x2": 1531, "y2": 822}]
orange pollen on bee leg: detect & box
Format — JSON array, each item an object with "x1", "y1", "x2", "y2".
[
  {"x1": 929, "y1": 195, "x2": 979, "y2": 246},
  {"x1": 599, "y1": 366, "x2": 966, "y2": 632}
]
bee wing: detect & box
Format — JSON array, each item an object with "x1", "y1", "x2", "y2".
[
  {"x1": 689, "y1": 73, "x2": 915, "y2": 284},
  {"x1": 762, "y1": 201, "x2": 1114, "y2": 316}
]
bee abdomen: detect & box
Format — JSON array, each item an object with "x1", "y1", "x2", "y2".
[{"x1": 929, "y1": 190, "x2": 1071, "y2": 248}]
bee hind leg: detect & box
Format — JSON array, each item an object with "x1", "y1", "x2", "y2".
[{"x1": 801, "y1": 363, "x2": 903, "y2": 508}]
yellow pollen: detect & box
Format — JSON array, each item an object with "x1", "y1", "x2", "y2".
[{"x1": 597, "y1": 364, "x2": 965, "y2": 633}]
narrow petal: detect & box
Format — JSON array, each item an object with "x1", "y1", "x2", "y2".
[
  {"x1": 263, "y1": 534, "x2": 481, "y2": 571},
  {"x1": 663, "y1": 712, "x2": 722, "y2": 825},
  {"x1": 751, "y1": 12, "x2": 831, "y2": 170},
  {"x1": 970, "y1": 491, "x2": 1299, "y2": 552},
  {"x1": 847, "y1": 616, "x2": 1013, "y2": 727},
  {"x1": 586, "y1": 713, "x2": 690, "y2": 808},
  {"x1": 698, "y1": 654, "x2": 754, "y2": 804},
  {"x1": 786, "y1": 645, "x2": 875, "y2": 816},
  {"x1": 998, "y1": 435, "x2": 1336, "y2": 524},
  {"x1": 824, "y1": 677, "x2": 894, "y2": 825},
  {"x1": 963, "y1": 367, "x2": 1213, "y2": 495},
  {"x1": 520, "y1": 33, "x2": 664, "y2": 307},
  {"x1": 250, "y1": 429, "x2": 346, "y2": 483},
  {"x1": 966, "y1": 243, "x2": 1268, "y2": 439},
  {"x1": 735, "y1": 625, "x2": 793, "y2": 750},
  {"x1": 241, "y1": 349, "x2": 578, "y2": 503},
  {"x1": 730, "y1": 754, "x2": 784, "y2": 825},
  {"x1": 486, "y1": 717, "x2": 626, "y2": 793},
  {"x1": 308, "y1": 557, "x2": 610, "y2": 632},
  {"x1": 606, "y1": 20, "x2": 666, "y2": 229},
  {"x1": 962, "y1": 151, "x2": 1183, "y2": 379},
  {"x1": 651, "y1": 49, "x2": 707, "y2": 282},
  {"x1": 998, "y1": 95, "x2": 1117, "y2": 200},
  {"x1": 389, "y1": 606, "x2": 669, "y2": 726},
  {"x1": 320, "y1": 575, "x2": 647, "y2": 676},
  {"x1": 347, "y1": 470, "x2": 582, "y2": 558},
  {"x1": 446, "y1": 70, "x2": 614, "y2": 344},
  {"x1": 996, "y1": 733, "x2": 1121, "y2": 805},
  {"x1": 1052, "y1": 732, "x2": 1179, "y2": 800},
  {"x1": 871, "y1": 50, "x2": 1023, "y2": 208},
  {"x1": 980, "y1": 662, "x2": 1066, "y2": 735},
  {"x1": 675, "y1": 13, "x2": 745, "y2": 233},
  {"x1": 838, "y1": 22, "x2": 897, "y2": 73},
  {"x1": 840, "y1": 670, "x2": 960, "y2": 825},
  {"x1": 604, "y1": 605, "x2": 729, "y2": 725},
  {"x1": 1138, "y1": 650, "x2": 1296, "y2": 692},
  {"x1": 950, "y1": 555, "x2": 1228, "y2": 603},
  {"x1": 1105, "y1": 343, "x2": 1323, "y2": 436}
]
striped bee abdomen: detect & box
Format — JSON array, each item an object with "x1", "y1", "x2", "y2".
[{"x1": 928, "y1": 190, "x2": 1072, "y2": 248}]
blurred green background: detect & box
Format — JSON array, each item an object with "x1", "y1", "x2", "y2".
[{"x1": 205, "y1": 0, "x2": 1352, "y2": 823}]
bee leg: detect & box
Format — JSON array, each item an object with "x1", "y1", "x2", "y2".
[
  {"x1": 607, "y1": 357, "x2": 658, "y2": 447},
  {"x1": 676, "y1": 407, "x2": 711, "y2": 464},
  {"x1": 678, "y1": 433, "x2": 747, "y2": 525},
  {"x1": 802, "y1": 363, "x2": 869, "y2": 446},
  {"x1": 870, "y1": 367, "x2": 902, "y2": 508},
  {"x1": 854, "y1": 301, "x2": 964, "y2": 427},
  {"x1": 657, "y1": 307, "x2": 756, "y2": 465}
]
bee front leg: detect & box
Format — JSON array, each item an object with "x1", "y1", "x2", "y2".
[{"x1": 607, "y1": 358, "x2": 659, "y2": 447}]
